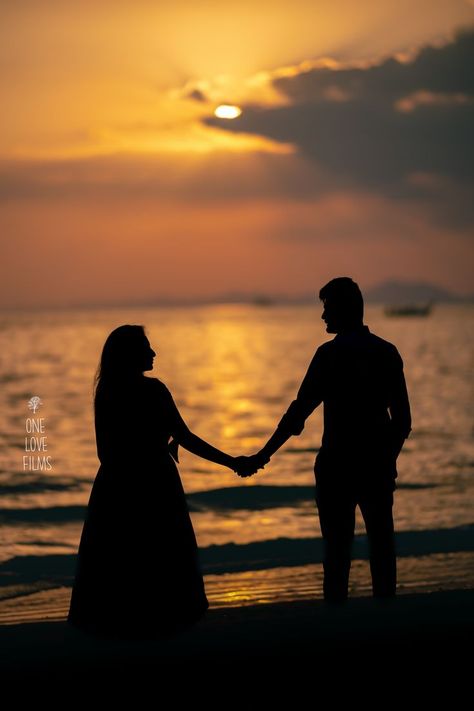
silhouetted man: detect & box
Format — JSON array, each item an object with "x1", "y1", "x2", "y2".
[{"x1": 247, "y1": 277, "x2": 411, "y2": 602}]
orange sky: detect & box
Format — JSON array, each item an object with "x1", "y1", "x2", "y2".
[{"x1": 1, "y1": 0, "x2": 473, "y2": 307}]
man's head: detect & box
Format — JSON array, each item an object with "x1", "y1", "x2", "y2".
[{"x1": 319, "y1": 277, "x2": 364, "y2": 334}]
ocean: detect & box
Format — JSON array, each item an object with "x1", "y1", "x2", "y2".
[{"x1": 0, "y1": 303, "x2": 473, "y2": 621}]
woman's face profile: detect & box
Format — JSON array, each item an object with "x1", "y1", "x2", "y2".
[{"x1": 139, "y1": 337, "x2": 156, "y2": 372}]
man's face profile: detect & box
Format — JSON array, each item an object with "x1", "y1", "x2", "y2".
[{"x1": 321, "y1": 299, "x2": 340, "y2": 333}]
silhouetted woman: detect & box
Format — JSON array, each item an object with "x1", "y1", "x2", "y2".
[{"x1": 68, "y1": 324, "x2": 238, "y2": 639}]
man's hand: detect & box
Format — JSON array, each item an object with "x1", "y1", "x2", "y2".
[{"x1": 233, "y1": 452, "x2": 270, "y2": 478}]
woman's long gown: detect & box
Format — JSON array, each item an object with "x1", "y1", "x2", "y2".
[{"x1": 68, "y1": 376, "x2": 208, "y2": 638}]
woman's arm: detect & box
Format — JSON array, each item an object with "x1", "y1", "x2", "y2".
[
  {"x1": 177, "y1": 429, "x2": 236, "y2": 469},
  {"x1": 164, "y1": 384, "x2": 236, "y2": 470}
]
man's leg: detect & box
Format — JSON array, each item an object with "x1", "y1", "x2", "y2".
[
  {"x1": 359, "y1": 486, "x2": 396, "y2": 598},
  {"x1": 315, "y1": 483, "x2": 355, "y2": 602}
]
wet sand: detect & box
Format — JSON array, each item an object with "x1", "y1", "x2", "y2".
[{"x1": 1, "y1": 589, "x2": 472, "y2": 700}]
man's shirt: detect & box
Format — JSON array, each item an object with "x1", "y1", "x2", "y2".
[{"x1": 277, "y1": 326, "x2": 411, "y2": 479}]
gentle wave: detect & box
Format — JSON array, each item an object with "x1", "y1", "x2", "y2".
[
  {"x1": 201, "y1": 525, "x2": 474, "y2": 573},
  {"x1": 1, "y1": 566, "x2": 473, "y2": 624},
  {"x1": 0, "y1": 374, "x2": 25, "y2": 385},
  {"x1": 1, "y1": 525, "x2": 472, "y2": 595},
  {"x1": 0, "y1": 480, "x2": 82, "y2": 495},
  {"x1": 0, "y1": 483, "x2": 441, "y2": 521},
  {"x1": 0, "y1": 506, "x2": 87, "y2": 523},
  {"x1": 188, "y1": 483, "x2": 439, "y2": 510}
]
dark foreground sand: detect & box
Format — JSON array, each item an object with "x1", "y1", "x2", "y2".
[{"x1": 1, "y1": 589, "x2": 473, "y2": 700}]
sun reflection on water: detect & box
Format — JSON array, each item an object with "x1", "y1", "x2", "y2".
[{"x1": 0, "y1": 304, "x2": 473, "y2": 599}]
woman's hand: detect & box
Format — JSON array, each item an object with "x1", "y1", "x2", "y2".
[{"x1": 232, "y1": 452, "x2": 270, "y2": 478}]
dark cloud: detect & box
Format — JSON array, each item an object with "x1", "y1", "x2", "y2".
[
  {"x1": 0, "y1": 153, "x2": 322, "y2": 203},
  {"x1": 186, "y1": 88, "x2": 208, "y2": 102},
  {"x1": 205, "y1": 28, "x2": 474, "y2": 227},
  {"x1": 2, "y1": 30, "x2": 473, "y2": 230},
  {"x1": 273, "y1": 29, "x2": 474, "y2": 103}
]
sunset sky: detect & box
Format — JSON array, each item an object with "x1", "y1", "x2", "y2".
[{"x1": 1, "y1": 0, "x2": 473, "y2": 307}]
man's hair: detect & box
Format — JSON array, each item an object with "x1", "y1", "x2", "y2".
[{"x1": 319, "y1": 277, "x2": 364, "y2": 321}]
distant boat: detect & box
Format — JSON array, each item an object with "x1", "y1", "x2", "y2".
[
  {"x1": 384, "y1": 302, "x2": 433, "y2": 317},
  {"x1": 251, "y1": 295, "x2": 275, "y2": 306}
]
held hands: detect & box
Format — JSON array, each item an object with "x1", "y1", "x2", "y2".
[{"x1": 232, "y1": 452, "x2": 270, "y2": 478}]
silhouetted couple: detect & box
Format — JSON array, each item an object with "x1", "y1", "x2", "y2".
[{"x1": 68, "y1": 277, "x2": 411, "y2": 639}]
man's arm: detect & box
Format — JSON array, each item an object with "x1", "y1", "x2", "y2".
[
  {"x1": 388, "y1": 351, "x2": 412, "y2": 460},
  {"x1": 255, "y1": 348, "x2": 325, "y2": 465}
]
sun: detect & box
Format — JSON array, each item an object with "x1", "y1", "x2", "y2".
[{"x1": 214, "y1": 104, "x2": 242, "y2": 119}]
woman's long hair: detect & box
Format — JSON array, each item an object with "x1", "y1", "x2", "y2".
[{"x1": 94, "y1": 324, "x2": 147, "y2": 412}]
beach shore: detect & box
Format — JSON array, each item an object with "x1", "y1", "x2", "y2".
[{"x1": 1, "y1": 588, "x2": 472, "y2": 698}]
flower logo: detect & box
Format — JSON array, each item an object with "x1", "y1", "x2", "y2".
[{"x1": 28, "y1": 396, "x2": 42, "y2": 414}]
